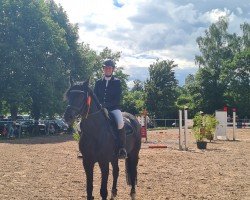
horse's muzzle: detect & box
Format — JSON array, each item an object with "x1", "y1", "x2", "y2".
[{"x1": 64, "y1": 107, "x2": 77, "y2": 126}]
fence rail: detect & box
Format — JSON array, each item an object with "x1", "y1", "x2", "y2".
[{"x1": 150, "y1": 119, "x2": 250, "y2": 129}]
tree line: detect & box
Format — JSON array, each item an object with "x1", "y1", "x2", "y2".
[{"x1": 0, "y1": 0, "x2": 249, "y2": 121}]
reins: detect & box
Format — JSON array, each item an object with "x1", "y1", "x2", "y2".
[
  {"x1": 68, "y1": 87, "x2": 103, "y2": 120},
  {"x1": 82, "y1": 93, "x2": 102, "y2": 120}
]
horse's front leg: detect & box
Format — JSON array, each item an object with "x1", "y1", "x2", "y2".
[
  {"x1": 99, "y1": 161, "x2": 109, "y2": 200},
  {"x1": 111, "y1": 159, "x2": 119, "y2": 199},
  {"x1": 83, "y1": 160, "x2": 95, "y2": 200}
]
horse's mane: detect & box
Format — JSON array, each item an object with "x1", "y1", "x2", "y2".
[{"x1": 88, "y1": 86, "x2": 103, "y2": 110}]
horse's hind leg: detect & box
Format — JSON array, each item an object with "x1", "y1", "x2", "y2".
[
  {"x1": 83, "y1": 161, "x2": 95, "y2": 200},
  {"x1": 111, "y1": 159, "x2": 119, "y2": 199},
  {"x1": 126, "y1": 153, "x2": 139, "y2": 200},
  {"x1": 99, "y1": 161, "x2": 109, "y2": 200}
]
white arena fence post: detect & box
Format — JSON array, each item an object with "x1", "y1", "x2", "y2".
[
  {"x1": 179, "y1": 110, "x2": 183, "y2": 150},
  {"x1": 232, "y1": 109, "x2": 236, "y2": 141},
  {"x1": 184, "y1": 108, "x2": 188, "y2": 150},
  {"x1": 178, "y1": 109, "x2": 188, "y2": 151}
]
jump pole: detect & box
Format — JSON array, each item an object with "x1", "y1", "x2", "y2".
[
  {"x1": 179, "y1": 109, "x2": 188, "y2": 151},
  {"x1": 179, "y1": 110, "x2": 183, "y2": 150},
  {"x1": 184, "y1": 108, "x2": 188, "y2": 150},
  {"x1": 232, "y1": 109, "x2": 236, "y2": 141}
]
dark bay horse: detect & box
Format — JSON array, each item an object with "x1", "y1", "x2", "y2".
[{"x1": 64, "y1": 79, "x2": 141, "y2": 200}]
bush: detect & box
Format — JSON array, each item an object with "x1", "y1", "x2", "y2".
[{"x1": 192, "y1": 113, "x2": 218, "y2": 141}]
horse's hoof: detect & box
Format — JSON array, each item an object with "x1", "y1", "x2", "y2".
[
  {"x1": 111, "y1": 190, "x2": 117, "y2": 199},
  {"x1": 130, "y1": 190, "x2": 136, "y2": 200},
  {"x1": 130, "y1": 193, "x2": 136, "y2": 200}
]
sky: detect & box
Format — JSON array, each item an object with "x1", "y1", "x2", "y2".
[{"x1": 53, "y1": 0, "x2": 250, "y2": 86}]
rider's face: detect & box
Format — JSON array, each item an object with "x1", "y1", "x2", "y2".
[{"x1": 103, "y1": 66, "x2": 114, "y2": 77}]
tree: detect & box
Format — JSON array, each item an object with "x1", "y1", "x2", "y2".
[
  {"x1": 194, "y1": 17, "x2": 233, "y2": 114},
  {"x1": 47, "y1": 0, "x2": 89, "y2": 81},
  {"x1": 0, "y1": 0, "x2": 81, "y2": 120},
  {"x1": 180, "y1": 19, "x2": 250, "y2": 118},
  {"x1": 131, "y1": 79, "x2": 144, "y2": 92},
  {"x1": 122, "y1": 90, "x2": 145, "y2": 115},
  {"x1": 223, "y1": 48, "x2": 250, "y2": 117},
  {"x1": 145, "y1": 59, "x2": 178, "y2": 118}
]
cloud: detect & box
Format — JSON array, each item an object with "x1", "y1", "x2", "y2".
[{"x1": 54, "y1": 0, "x2": 250, "y2": 85}]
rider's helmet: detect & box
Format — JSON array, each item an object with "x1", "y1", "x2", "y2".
[{"x1": 102, "y1": 59, "x2": 115, "y2": 68}]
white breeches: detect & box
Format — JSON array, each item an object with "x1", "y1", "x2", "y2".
[{"x1": 110, "y1": 109, "x2": 124, "y2": 129}]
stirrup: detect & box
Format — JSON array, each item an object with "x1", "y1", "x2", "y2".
[{"x1": 118, "y1": 148, "x2": 127, "y2": 159}]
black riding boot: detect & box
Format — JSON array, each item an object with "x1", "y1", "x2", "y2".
[{"x1": 118, "y1": 128, "x2": 127, "y2": 159}]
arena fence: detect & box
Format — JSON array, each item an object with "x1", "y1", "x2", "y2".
[{"x1": 149, "y1": 118, "x2": 250, "y2": 129}]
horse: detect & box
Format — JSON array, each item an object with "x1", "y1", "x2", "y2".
[{"x1": 63, "y1": 79, "x2": 141, "y2": 200}]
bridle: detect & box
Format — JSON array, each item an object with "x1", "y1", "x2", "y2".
[{"x1": 67, "y1": 89, "x2": 102, "y2": 120}]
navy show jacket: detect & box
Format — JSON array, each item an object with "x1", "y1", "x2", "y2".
[{"x1": 94, "y1": 76, "x2": 122, "y2": 111}]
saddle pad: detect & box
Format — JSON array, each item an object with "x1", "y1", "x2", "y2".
[{"x1": 107, "y1": 112, "x2": 133, "y2": 136}]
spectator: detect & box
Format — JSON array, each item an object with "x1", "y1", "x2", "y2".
[
  {"x1": 13, "y1": 123, "x2": 19, "y2": 138},
  {"x1": 2, "y1": 125, "x2": 7, "y2": 136},
  {"x1": 7, "y1": 123, "x2": 14, "y2": 138},
  {"x1": 48, "y1": 124, "x2": 55, "y2": 135}
]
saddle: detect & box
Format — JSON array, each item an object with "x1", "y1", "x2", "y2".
[{"x1": 103, "y1": 108, "x2": 134, "y2": 136}]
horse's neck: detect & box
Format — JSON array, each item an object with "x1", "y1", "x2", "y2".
[
  {"x1": 84, "y1": 93, "x2": 105, "y2": 123},
  {"x1": 89, "y1": 92, "x2": 102, "y2": 113},
  {"x1": 82, "y1": 93, "x2": 112, "y2": 135}
]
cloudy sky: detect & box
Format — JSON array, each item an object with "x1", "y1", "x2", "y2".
[{"x1": 53, "y1": 0, "x2": 250, "y2": 86}]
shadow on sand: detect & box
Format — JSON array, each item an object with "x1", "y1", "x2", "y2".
[{"x1": 0, "y1": 134, "x2": 74, "y2": 145}]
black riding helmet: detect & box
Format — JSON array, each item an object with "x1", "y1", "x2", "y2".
[{"x1": 102, "y1": 59, "x2": 115, "y2": 68}]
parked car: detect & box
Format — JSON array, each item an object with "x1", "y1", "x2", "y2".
[
  {"x1": 20, "y1": 120, "x2": 46, "y2": 135},
  {"x1": 44, "y1": 118, "x2": 68, "y2": 134},
  {"x1": 8, "y1": 115, "x2": 32, "y2": 121}
]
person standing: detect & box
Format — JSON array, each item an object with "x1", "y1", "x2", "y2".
[{"x1": 94, "y1": 59, "x2": 127, "y2": 159}]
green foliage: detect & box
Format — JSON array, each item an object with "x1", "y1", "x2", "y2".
[
  {"x1": 145, "y1": 59, "x2": 178, "y2": 118},
  {"x1": 131, "y1": 79, "x2": 144, "y2": 92},
  {"x1": 73, "y1": 132, "x2": 80, "y2": 141},
  {"x1": 192, "y1": 113, "x2": 218, "y2": 141},
  {"x1": 179, "y1": 18, "x2": 250, "y2": 118},
  {"x1": 222, "y1": 48, "x2": 250, "y2": 117},
  {"x1": 1, "y1": 1, "x2": 249, "y2": 121},
  {"x1": 194, "y1": 17, "x2": 231, "y2": 114},
  {"x1": 0, "y1": 0, "x2": 98, "y2": 120},
  {"x1": 122, "y1": 91, "x2": 145, "y2": 115}
]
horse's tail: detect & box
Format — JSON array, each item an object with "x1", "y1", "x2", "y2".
[
  {"x1": 125, "y1": 158, "x2": 132, "y2": 185},
  {"x1": 123, "y1": 112, "x2": 141, "y2": 186},
  {"x1": 125, "y1": 156, "x2": 138, "y2": 186}
]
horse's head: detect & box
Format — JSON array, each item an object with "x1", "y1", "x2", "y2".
[{"x1": 63, "y1": 79, "x2": 90, "y2": 126}]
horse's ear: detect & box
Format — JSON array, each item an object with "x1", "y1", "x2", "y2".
[{"x1": 69, "y1": 76, "x2": 74, "y2": 86}]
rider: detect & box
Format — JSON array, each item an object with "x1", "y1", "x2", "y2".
[{"x1": 94, "y1": 59, "x2": 127, "y2": 159}]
